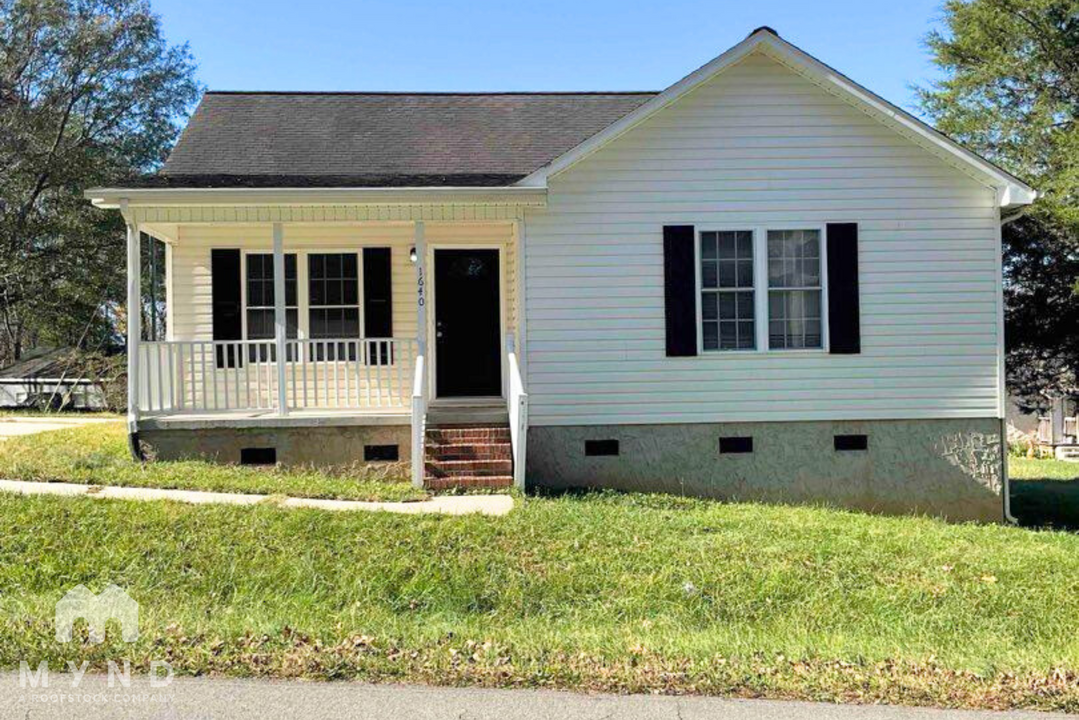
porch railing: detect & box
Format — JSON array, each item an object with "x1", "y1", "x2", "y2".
[
  {"x1": 410, "y1": 355, "x2": 427, "y2": 488},
  {"x1": 506, "y1": 349, "x2": 528, "y2": 489},
  {"x1": 138, "y1": 338, "x2": 418, "y2": 414}
]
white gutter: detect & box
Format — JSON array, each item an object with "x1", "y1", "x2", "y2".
[
  {"x1": 1001, "y1": 203, "x2": 1036, "y2": 226},
  {"x1": 85, "y1": 185, "x2": 547, "y2": 209}
]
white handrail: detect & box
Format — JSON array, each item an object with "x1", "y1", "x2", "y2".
[
  {"x1": 506, "y1": 351, "x2": 528, "y2": 490},
  {"x1": 410, "y1": 354, "x2": 427, "y2": 488}
]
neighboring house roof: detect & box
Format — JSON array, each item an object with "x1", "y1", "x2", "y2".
[
  {"x1": 146, "y1": 92, "x2": 657, "y2": 188},
  {"x1": 0, "y1": 348, "x2": 87, "y2": 383},
  {"x1": 522, "y1": 27, "x2": 1037, "y2": 208}
]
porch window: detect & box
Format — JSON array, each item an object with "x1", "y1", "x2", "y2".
[
  {"x1": 699, "y1": 230, "x2": 755, "y2": 351},
  {"x1": 308, "y1": 253, "x2": 360, "y2": 360},
  {"x1": 245, "y1": 253, "x2": 298, "y2": 361},
  {"x1": 767, "y1": 229, "x2": 822, "y2": 350}
]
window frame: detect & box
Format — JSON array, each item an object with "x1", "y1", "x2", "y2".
[
  {"x1": 306, "y1": 250, "x2": 363, "y2": 342},
  {"x1": 695, "y1": 228, "x2": 758, "y2": 353},
  {"x1": 239, "y1": 248, "x2": 366, "y2": 361},
  {"x1": 694, "y1": 224, "x2": 829, "y2": 355},
  {"x1": 763, "y1": 225, "x2": 829, "y2": 353},
  {"x1": 242, "y1": 251, "x2": 299, "y2": 343}
]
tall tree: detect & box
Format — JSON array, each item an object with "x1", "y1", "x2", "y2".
[
  {"x1": 0, "y1": 0, "x2": 197, "y2": 362},
  {"x1": 918, "y1": 0, "x2": 1078, "y2": 410}
]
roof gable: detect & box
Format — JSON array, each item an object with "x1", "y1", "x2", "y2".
[{"x1": 519, "y1": 28, "x2": 1036, "y2": 208}]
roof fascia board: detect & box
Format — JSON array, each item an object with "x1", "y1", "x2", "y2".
[
  {"x1": 85, "y1": 186, "x2": 548, "y2": 209},
  {"x1": 519, "y1": 31, "x2": 1036, "y2": 207}
]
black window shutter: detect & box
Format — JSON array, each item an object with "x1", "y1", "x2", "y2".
[
  {"x1": 362, "y1": 248, "x2": 393, "y2": 337},
  {"x1": 663, "y1": 225, "x2": 698, "y2": 357},
  {"x1": 211, "y1": 249, "x2": 242, "y2": 368},
  {"x1": 826, "y1": 223, "x2": 860, "y2": 354},
  {"x1": 363, "y1": 248, "x2": 393, "y2": 365}
]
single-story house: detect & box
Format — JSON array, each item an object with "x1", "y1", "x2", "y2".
[
  {"x1": 86, "y1": 27, "x2": 1036, "y2": 521},
  {"x1": 0, "y1": 348, "x2": 108, "y2": 410}
]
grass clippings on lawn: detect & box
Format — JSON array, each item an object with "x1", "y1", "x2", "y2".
[
  {"x1": 1, "y1": 492, "x2": 1079, "y2": 711},
  {"x1": 0, "y1": 421, "x2": 425, "y2": 502}
]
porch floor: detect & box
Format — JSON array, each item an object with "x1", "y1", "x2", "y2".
[{"x1": 139, "y1": 407, "x2": 410, "y2": 431}]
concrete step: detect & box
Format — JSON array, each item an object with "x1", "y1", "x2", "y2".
[{"x1": 426, "y1": 409, "x2": 510, "y2": 426}]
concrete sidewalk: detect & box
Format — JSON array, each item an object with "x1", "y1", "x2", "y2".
[
  {"x1": 0, "y1": 479, "x2": 514, "y2": 516},
  {"x1": 0, "y1": 674, "x2": 1068, "y2": 720},
  {"x1": 0, "y1": 415, "x2": 119, "y2": 439}
]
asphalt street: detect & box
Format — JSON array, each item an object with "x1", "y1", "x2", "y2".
[{"x1": 0, "y1": 673, "x2": 1070, "y2": 720}]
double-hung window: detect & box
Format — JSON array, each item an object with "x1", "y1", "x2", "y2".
[
  {"x1": 698, "y1": 227, "x2": 825, "y2": 352},
  {"x1": 308, "y1": 252, "x2": 360, "y2": 360},
  {"x1": 699, "y1": 230, "x2": 756, "y2": 351},
  {"x1": 767, "y1": 229, "x2": 823, "y2": 350},
  {"x1": 245, "y1": 253, "x2": 298, "y2": 361}
]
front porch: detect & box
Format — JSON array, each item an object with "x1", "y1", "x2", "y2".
[
  {"x1": 88, "y1": 189, "x2": 541, "y2": 489},
  {"x1": 137, "y1": 337, "x2": 420, "y2": 420}
]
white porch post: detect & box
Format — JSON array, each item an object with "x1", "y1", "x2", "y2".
[
  {"x1": 123, "y1": 200, "x2": 141, "y2": 433},
  {"x1": 411, "y1": 220, "x2": 428, "y2": 489},
  {"x1": 414, "y1": 221, "x2": 427, "y2": 354},
  {"x1": 273, "y1": 222, "x2": 289, "y2": 416},
  {"x1": 514, "y1": 218, "x2": 527, "y2": 378}
]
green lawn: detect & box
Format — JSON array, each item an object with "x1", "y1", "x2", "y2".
[
  {"x1": 0, "y1": 422, "x2": 425, "y2": 502},
  {"x1": 1, "y1": 492, "x2": 1079, "y2": 711},
  {"x1": 1009, "y1": 455, "x2": 1079, "y2": 529},
  {"x1": 1009, "y1": 456, "x2": 1079, "y2": 481}
]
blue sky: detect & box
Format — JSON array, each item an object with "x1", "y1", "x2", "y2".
[{"x1": 153, "y1": 0, "x2": 947, "y2": 117}]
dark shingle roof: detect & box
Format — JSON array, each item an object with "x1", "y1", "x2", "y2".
[
  {"x1": 0, "y1": 348, "x2": 78, "y2": 380},
  {"x1": 152, "y1": 91, "x2": 658, "y2": 188}
]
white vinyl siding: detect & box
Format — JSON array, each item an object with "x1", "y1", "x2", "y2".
[{"x1": 523, "y1": 52, "x2": 1002, "y2": 425}]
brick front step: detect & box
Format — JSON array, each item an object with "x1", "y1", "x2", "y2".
[
  {"x1": 427, "y1": 427, "x2": 511, "y2": 443},
  {"x1": 427, "y1": 442, "x2": 512, "y2": 461},
  {"x1": 425, "y1": 475, "x2": 513, "y2": 491},
  {"x1": 425, "y1": 459, "x2": 513, "y2": 477},
  {"x1": 423, "y1": 424, "x2": 514, "y2": 490}
]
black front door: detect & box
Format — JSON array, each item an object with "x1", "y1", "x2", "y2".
[{"x1": 434, "y1": 249, "x2": 502, "y2": 397}]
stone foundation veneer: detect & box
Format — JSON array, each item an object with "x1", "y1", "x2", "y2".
[
  {"x1": 140, "y1": 424, "x2": 411, "y2": 466},
  {"x1": 526, "y1": 418, "x2": 1004, "y2": 522}
]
